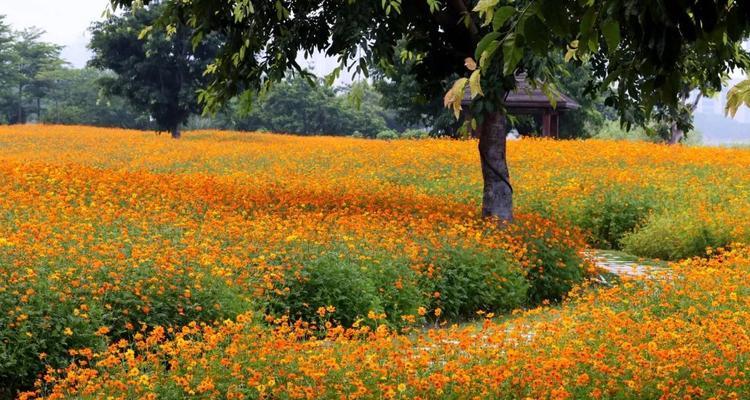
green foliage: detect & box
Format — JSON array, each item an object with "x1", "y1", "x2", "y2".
[
  {"x1": 0, "y1": 16, "x2": 154, "y2": 130},
  {"x1": 0, "y1": 16, "x2": 15, "y2": 123},
  {"x1": 93, "y1": 262, "x2": 249, "y2": 339},
  {"x1": 424, "y1": 245, "x2": 528, "y2": 320},
  {"x1": 0, "y1": 252, "x2": 248, "y2": 393},
  {"x1": 371, "y1": 43, "x2": 460, "y2": 137},
  {"x1": 593, "y1": 120, "x2": 655, "y2": 142},
  {"x1": 41, "y1": 68, "x2": 152, "y2": 129},
  {"x1": 507, "y1": 220, "x2": 588, "y2": 305},
  {"x1": 575, "y1": 188, "x2": 657, "y2": 249},
  {"x1": 555, "y1": 60, "x2": 611, "y2": 139},
  {"x1": 260, "y1": 236, "x2": 582, "y2": 329},
  {"x1": 0, "y1": 24, "x2": 65, "y2": 124},
  {"x1": 89, "y1": 3, "x2": 220, "y2": 136},
  {"x1": 120, "y1": 0, "x2": 745, "y2": 126},
  {"x1": 0, "y1": 274, "x2": 106, "y2": 394},
  {"x1": 225, "y1": 76, "x2": 390, "y2": 137},
  {"x1": 727, "y1": 79, "x2": 750, "y2": 117},
  {"x1": 401, "y1": 129, "x2": 430, "y2": 139},
  {"x1": 263, "y1": 249, "x2": 422, "y2": 330},
  {"x1": 107, "y1": 0, "x2": 489, "y2": 116},
  {"x1": 375, "y1": 129, "x2": 399, "y2": 140},
  {"x1": 621, "y1": 212, "x2": 736, "y2": 261},
  {"x1": 448, "y1": 0, "x2": 750, "y2": 140}
]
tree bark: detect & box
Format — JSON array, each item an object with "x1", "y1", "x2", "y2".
[
  {"x1": 669, "y1": 93, "x2": 701, "y2": 145},
  {"x1": 17, "y1": 83, "x2": 23, "y2": 124},
  {"x1": 478, "y1": 111, "x2": 513, "y2": 222},
  {"x1": 668, "y1": 123, "x2": 684, "y2": 144},
  {"x1": 171, "y1": 127, "x2": 181, "y2": 139}
]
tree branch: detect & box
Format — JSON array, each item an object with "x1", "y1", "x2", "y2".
[
  {"x1": 689, "y1": 92, "x2": 702, "y2": 112},
  {"x1": 447, "y1": 0, "x2": 479, "y2": 40}
]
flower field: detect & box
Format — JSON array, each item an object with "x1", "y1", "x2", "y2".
[
  {"x1": 1, "y1": 125, "x2": 750, "y2": 399},
  {"x1": 26, "y1": 246, "x2": 750, "y2": 400}
]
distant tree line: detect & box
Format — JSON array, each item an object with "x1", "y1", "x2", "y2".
[
  {"x1": 1, "y1": 6, "x2": 677, "y2": 141},
  {"x1": 0, "y1": 16, "x2": 151, "y2": 128}
]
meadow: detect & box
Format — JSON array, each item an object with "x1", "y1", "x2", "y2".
[{"x1": 1, "y1": 125, "x2": 750, "y2": 399}]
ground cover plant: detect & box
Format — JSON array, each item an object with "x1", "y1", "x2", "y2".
[
  {"x1": 21, "y1": 245, "x2": 750, "y2": 400},
  {"x1": 1, "y1": 125, "x2": 749, "y2": 398}
]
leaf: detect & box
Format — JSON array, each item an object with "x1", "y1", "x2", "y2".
[
  {"x1": 324, "y1": 66, "x2": 341, "y2": 87},
  {"x1": 137, "y1": 26, "x2": 153, "y2": 40},
  {"x1": 492, "y1": 6, "x2": 516, "y2": 31},
  {"x1": 469, "y1": 70, "x2": 483, "y2": 99},
  {"x1": 566, "y1": 40, "x2": 579, "y2": 60},
  {"x1": 502, "y1": 34, "x2": 522, "y2": 75},
  {"x1": 479, "y1": 41, "x2": 501, "y2": 70},
  {"x1": 587, "y1": 36, "x2": 598, "y2": 53},
  {"x1": 726, "y1": 79, "x2": 750, "y2": 117},
  {"x1": 523, "y1": 16, "x2": 547, "y2": 54},
  {"x1": 426, "y1": 0, "x2": 440, "y2": 13},
  {"x1": 475, "y1": 32, "x2": 501, "y2": 61},
  {"x1": 444, "y1": 77, "x2": 469, "y2": 119},
  {"x1": 601, "y1": 20, "x2": 621, "y2": 52},
  {"x1": 580, "y1": 8, "x2": 596, "y2": 35},
  {"x1": 473, "y1": 0, "x2": 499, "y2": 13},
  {"x1": 464, "y1": 57, "x2": 477, "y2": 71},
  {"x1": 541, "y1": 82, "x2": 559, "y2": 109}
]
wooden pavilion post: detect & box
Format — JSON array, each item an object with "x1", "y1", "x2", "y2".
[
  {"x1": 550, "y1": 112, "x2": 559, "y2": 138},
  {"x1": 542, "y1": 111, "x2": 552, "y2": 137}
]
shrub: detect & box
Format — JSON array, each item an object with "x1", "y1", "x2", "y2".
[
  {"x1": 574, "y1": 187, "x2": 656, "y2": 249},
  {"x1": 401, "y1": 129, "x2": 429, "y2": 139},
  {"x1": 31, "y1": 246, "x2": 750, "y2": 400},
  {"x1": 424, "y1": 245, "x2": 528, "y2": 320},
  {"x1": 592, "y1": 120, "x2": 655, "y2": 142},
  {"x1": 0, "y1": 256, "x2": 248, "y2": 393},
  {"x1": 262, "y1": 249, "x2": 422, "y2": 329},
  {"x1": 367, "y1": 258, "x2": 424, "y2": 326},
  {"x1": 621, "y1": 211, "x2": 734, "y2": 260},
  {"x1": 375, "y1": 130, "x2": 399, "y2": 140},
  {"x1": 506, "y1": 214, "x2": 589, "y2": 305},
  {"x1": 95, "y1": 262, "x2": 250, "y2": 339},
  {"x1": 0, "y1": 270, "x2": 106, "y2": 394}
]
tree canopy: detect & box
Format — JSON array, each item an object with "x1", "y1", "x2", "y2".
[
  {"x1": 0, "y1": 24, "x2": 65, "y2": 124},
  {"x1": 89, "y1": 3, "x2": 221, "y2": 137},
  {"x1": 42, "y1": 68, "x2": 153, "y2": 129},
  {"x1": 108, "y1": 1, "x2": 750, "y2": 121},
  {"x1": 224, "y1": 75, "x2": 391, "y2": 136}
]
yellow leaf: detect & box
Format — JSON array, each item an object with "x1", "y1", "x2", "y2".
[
  {"x1": 469, "y1": 70, "x2": 483, "y2": 99},
  {"x1": 444, "y1": 78, "x2": 468, "y2": 119}
]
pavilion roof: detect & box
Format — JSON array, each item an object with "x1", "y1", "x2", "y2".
[{"x1": 462, "y1": 75, "x2": 581, "y2": 112}]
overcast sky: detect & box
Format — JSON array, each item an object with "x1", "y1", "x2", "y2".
[
  {"x1": 1, "y1": 0, "x2": 108, "y2": 67},
  {"x1": 0, "y1": 0, "x2": 348, "y2": 80}
]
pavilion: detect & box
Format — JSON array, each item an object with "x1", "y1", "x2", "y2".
[{"x1": 462, "y1": 75, "x2": 580, "y2": 138}]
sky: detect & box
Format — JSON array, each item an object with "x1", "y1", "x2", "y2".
[{"x1": 1, "y1": 0, "x2": 108, "y2": 68}]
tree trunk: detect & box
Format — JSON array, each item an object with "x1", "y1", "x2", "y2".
[
  {"x1": 478, "y1": 111, "x2": 513, "y2": 222},
  {"x1": 171, "y1": 127, "x2": 181, "y2": 139},
  {"x1": 668, "y1": 123, "x2": 684, "y2": 144},
  {"x1": 17, "y1": 83, "x2": 23, "y2": 124},
  {"x1": 669, "y1": 92, "x2": 701, "y2": 145}
]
